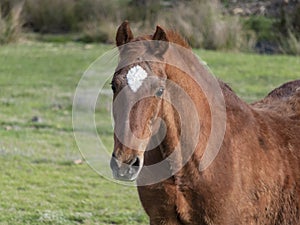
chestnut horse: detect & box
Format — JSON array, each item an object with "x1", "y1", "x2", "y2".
[{"x1": 110, "y1": 21, "x2": 300, "y2": 225}]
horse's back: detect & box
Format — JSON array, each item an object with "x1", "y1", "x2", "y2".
[
  {"x1": 252, "y1": 80, "x2": 300, "y2": 118},
  {"x1": 265, "y1": 79, "x2": 300, "y2": 99}
]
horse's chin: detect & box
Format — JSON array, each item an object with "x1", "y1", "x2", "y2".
[
  {"x1": 112, "y1": 170, "x2": 141, "y2": 182},
  {"x1": 113, "y1": 174, "x2": 138, "y2": 182}
]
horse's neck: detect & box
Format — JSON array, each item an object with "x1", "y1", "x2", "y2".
[
  {"x1": 160, "y1": 64, "x2": 252, "y2": 171},
  {"x1": 155, "y1": 65, "x2": 214, "y2": 171},
  {"x1": 220, "y1": 81, "x2": 251, "y2": 112}
]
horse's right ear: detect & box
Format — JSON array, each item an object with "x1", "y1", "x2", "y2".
[
  {"x1": 150, "y1": 26, "x2": 169, "y2": 57},
  {"x1": 116, "y1": 21, "x2": 134, "y2": 47}
]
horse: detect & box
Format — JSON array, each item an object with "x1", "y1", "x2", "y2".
[
  {"x1": 110, "y1": 21, "x2": 300, "y2": 225},
  {"x1": 252, "y1": 80, "x2": 300, "y2": 119}
]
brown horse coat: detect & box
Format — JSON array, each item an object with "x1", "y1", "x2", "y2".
[
  {"x1": 137, "y1": 81, "x2": 300, "y2": 225},
  {"x1": 111, "y1": 22, "x2": 300, "y2": 225}
]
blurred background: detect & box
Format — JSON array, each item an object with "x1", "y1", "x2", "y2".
[
  {"x1": 0, "y1": 0, "x2": 299, "y2": 54},
  {"x1": 0, "y1": 1, "x2": 299, "y2": 224}
]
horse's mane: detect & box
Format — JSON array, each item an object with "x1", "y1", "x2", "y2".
[
  {"x1": 165, "y1": 30, "x2": 191, "y2": 49},
  {"x1": 159, "y1": 30, "x2": 241, "y2": 104},
  {"x1": 134, "y1": 29, "x2": 190, "y2": 49}
]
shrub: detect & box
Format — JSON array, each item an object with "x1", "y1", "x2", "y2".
[
  {"x1": 243, "y1": 3, "x2": 300, "y2": 55},
  {"x1": 279, "y1": 30, "x2": 300, "y2": 55},
  {"x1": 75, "y1": 0, "x2": 121, "y2": 23},
  {"x1": 0, "y1": 0, "x2": 23, "y2": 44},
  {"x1": 126, "y1": 0, "x2": 161, "y2": 26},
  {"x1": 1, "y1": 0, "x2": 298, "y2": 54},
  {"x1": 78, "y1": 21, "x2": 117, "y2": 44},
  {"x1": 270, "y1": 1, "x2": 300, "y2": 55},
  {"x1": 23, "y1": 0, "x2": 121, "y2": 43},
  {"x1": 76, "y1": 0, "x2": 121, "y2": 44},
  {"x1": 158, "y1": 0, "x2": 255, "y2": 51},
  {"x1": 24, "y1": 0, "x2": 78, "y2": 33},
  {"x1": 244, "y1": 16, "x2": 276, "y2": 42}
]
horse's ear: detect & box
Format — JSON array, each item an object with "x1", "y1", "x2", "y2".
[
  {"x1": 116, "y1": 21, "x2": 134, "y2": 47},
  {"x1": 153, "y1": 26, "x2": 168, "y2": 42},
  {"x1": 151, "y1": 26, "x2": 169, "y2": 57}
]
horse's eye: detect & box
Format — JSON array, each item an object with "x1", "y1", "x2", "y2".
[{"x1": 155, "y1": 87, "x2": 164, "y2": 97}]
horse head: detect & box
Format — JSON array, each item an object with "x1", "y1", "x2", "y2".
[{"x1": 110, "y1": 21, "x2": 172, "y2": 181}]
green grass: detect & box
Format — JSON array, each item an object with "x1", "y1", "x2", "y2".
[
  {"x1": 0, "y1": 42, "x2": 146, "y2": 225},
  {"x1": 0, "y1": 42, "x2": 299, "y2": 224},
  {"x1": 195, "y1": 49, "x2": 300, "y2": 102}
]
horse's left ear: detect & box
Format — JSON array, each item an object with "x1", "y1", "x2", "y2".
[
  {"x1": 151, "y1": 26, "x2": 169, "y2": 57},
  {"x1": 153, "y1": 26, "x2": 168, "y2": 42}
]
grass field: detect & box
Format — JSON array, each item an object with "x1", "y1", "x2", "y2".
[{"x1": 0, "y1": 42, "x2": 299, "y2": 225}]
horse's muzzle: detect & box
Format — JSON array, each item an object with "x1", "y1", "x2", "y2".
[{"x1": 110, "y1": 154, "x2": 142, "y2": 181}]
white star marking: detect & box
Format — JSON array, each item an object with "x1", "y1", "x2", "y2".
[{"x1": 126, "y1": 65, "x2": 148, "y2": 92}]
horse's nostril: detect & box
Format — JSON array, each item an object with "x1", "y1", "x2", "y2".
[
  {"x1": 131, "y1": 157, "x2": 140, "y2": 167},
  {"x1": 110, "y1": 155, "x2": 119, "y2": 170},
  {"x1": 112, "y1": 152, "x2": 117, "y2": 158}
]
